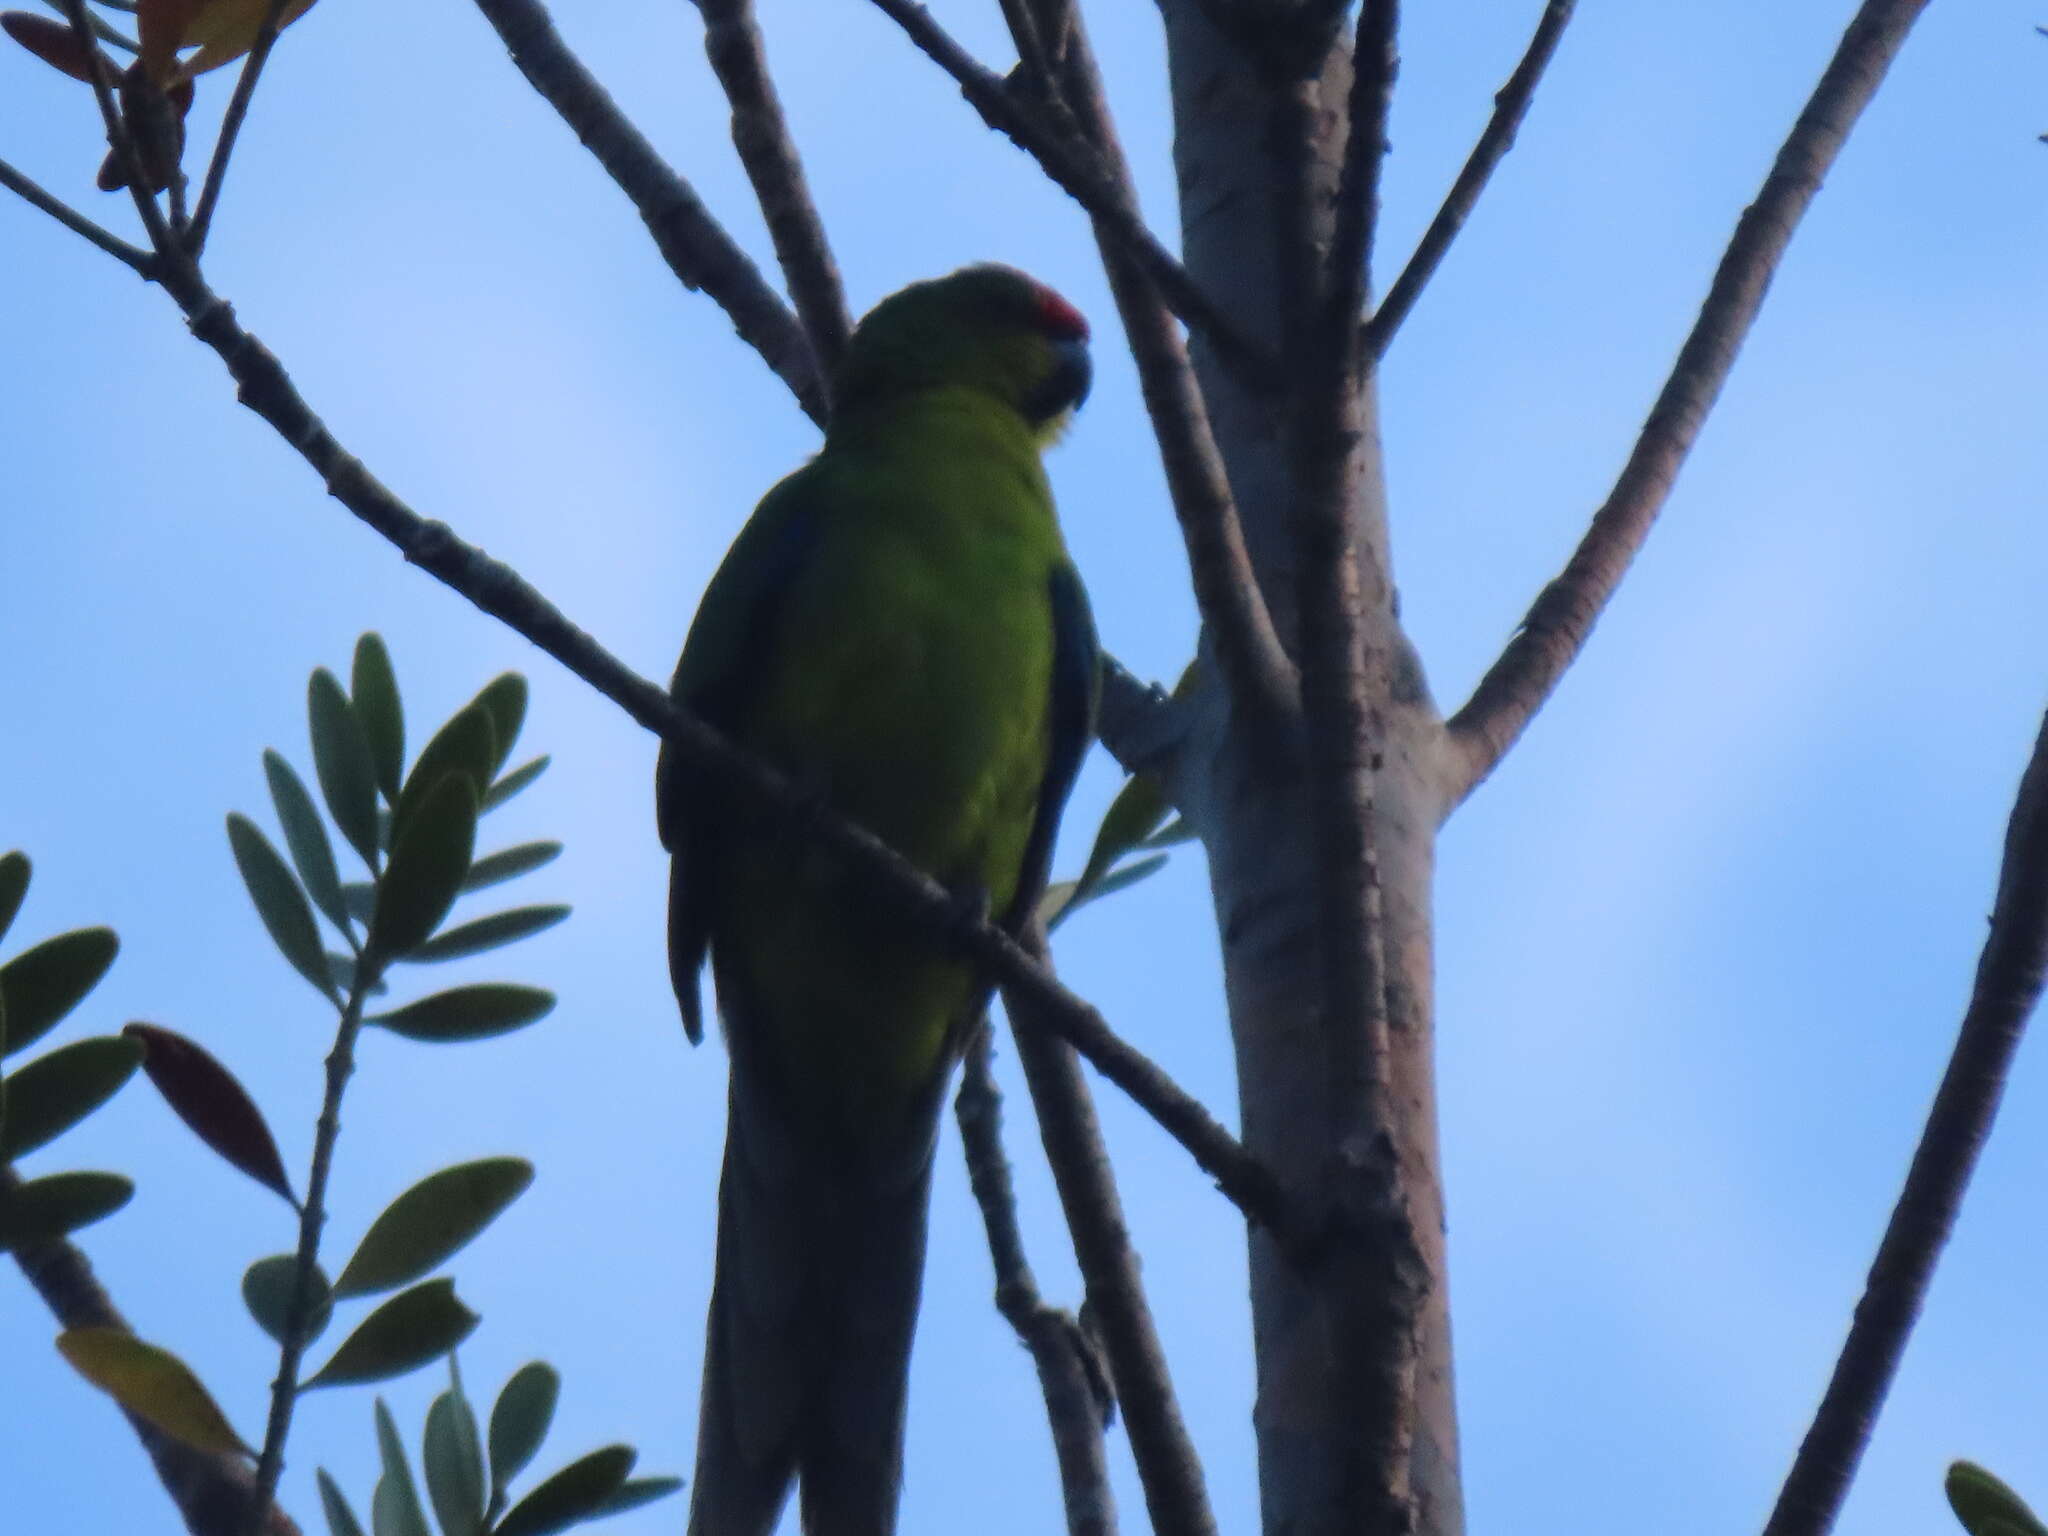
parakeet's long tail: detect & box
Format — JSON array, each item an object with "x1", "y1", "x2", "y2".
[{"x1": 687, "y1": 1063, "x2": 940, "y2": 1536}]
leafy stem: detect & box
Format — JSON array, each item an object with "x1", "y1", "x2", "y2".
[{"x1": 244, "y1": 954, "x2": 379, "y2": 1533}]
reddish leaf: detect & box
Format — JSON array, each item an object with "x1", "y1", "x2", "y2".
[
  {"x1": 1, "y1": 11, "x2": 101, "y2": 80},
  {"x1": 123, "y1": 1024, "x2": 295, "y2": 1206}
]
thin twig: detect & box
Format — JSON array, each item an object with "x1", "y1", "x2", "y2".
[
  {"x1": 1053, "y1": 22, "x2": 1298, "y2": 735},
  {"x1": 1443, "y1": 0, "x2": 1934, "y2": 806},
  {"x1": 955, "y1": 1030, "x2": 1117, "y2": 1536},
  {"x1": 1364, "y1": 0, "x2": 1575, "y2": 358},
  {"x1": 1326, "y1": 0, "x2": 1395, "y2": 340},
  {"x1": 31, "y1": 0, "x2": 135, "y2": 53},
  {"x1": 1006, "y1": 944, "x2": 1220, "y2": 1536},
  {"x1": 470, "y1": 0, "x2": 828, "y2": 425},
  {"x1": 0, "y1": 155, "x2": 154, "y2": 272},
  {"x1": 6, "y1": 1165, "x2": 303, "y2": 1536},
  {"x1": 1761, "y1": 702, "x2": 2048, "y2": 1536},
  {"x1": 865, "y1": 0, "x2": 1281, "y2": 392},
  {"x1": 186, "y1": 0, "x2": 293, "y2": 256},
  {"x1": 243, "y1": 971, "x2": 373, "y2": 1534},
  {"x1": 692, "y1": 0, "x2": 852, "y2": 383},
  {"x1": 151, "y1": 266, "x2": 1298, "y2": 1241},
  {"x1": 56, "y1": 0, "x2": 172, "y2": 252}
]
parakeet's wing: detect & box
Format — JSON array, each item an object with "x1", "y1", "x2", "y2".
[
  {"x1": 1003, "y1": 559, "x2": 1100, "y2": 935},
  {"x1": 657, "y1": 471, "x2": 823, "y2": 1044}
]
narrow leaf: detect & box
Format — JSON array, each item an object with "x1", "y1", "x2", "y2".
[
  {"x1": 266, "y1": 750, "x2": 350, "y2": 932},
  {"x1": 0, "y1": 927, "x2": 118, "y2": 1060},
  {"x1": 352, "y1": 634, "x2": 406, "y2": 804},
  {"x1": 334, "y1": 1158, "x2": 533, "y2": 1299},
  {"x1": 1142, "y1": 816, "x2": 1196, "y2": 849},
  {"x1": 329, "y1": 952, "x2": 389, "y2": 1000},
  {"x1": 0, "y1": 1170, "x2": 132, "y2": 1246},
  {"x1": 375, "y1": 1398, "x2": 432, "y2": 1536},
  {"x1": 1077, "y1": 773, "x2": 1172, "y2": 895},
  {"x1": 124, "y1": 1024, "x2": 295, "y2": 1205},
  {"x1": 1950, "y1": 1463, "x2": 2048, "y2": 1536},
  {"x1": 461, "y1": 842, "x2": 560, "y2": 894},
  {"x1": 493, "y1": 1446, "x2": 635, "y2": 1536},
  {"x1": 342, "y1": 882, "x2": 379, "y2": 924},
  {"x1": 408, "y1": 907, "x2": 569, "y2": 965},
  {"x1": 1035, "y1": 881, "x2": 1078, "y2": 931},
  {"x1": 318, "y1": 1469, "x2": 369, "y2": 1536},
  {"x1": 242, "y1": 1253, "x2": 334, "y2": 1346},
  {"x1": 468, "y1": 675, "x2": 527, "y2": 780},
  {"x1": 369, "y1": 776, "x2": 479, "y2": 961},
  {"x1": 424, "y1": 1386, "x2": 486, "y2": 1536},
  {"x1": 0, "y1": 850, "x2": 28, "y2": 945},
  {"x1": 310, "y1": 669, "x2": 383, "y2": 870},
  {"x1": 368, "y1": 986, "x2": 554, "y2": 1045},
  {"x1": 227, "y1": 814, "x2": 339, "y2": 1003},
  {"x1": 482, "y1": 756, "x2": 549, "y2": 813},
  {"x1": 590, "y1": 1477, "x2": 684, "y2": 1517},
  {"x1": 56, "y1": 1328, "x2": 249, "y2": 1456},
  {"x1": 488, "y1": 1363, "x2": 560, "y2": 1496},
  {"x1": 393, "y1": 706, "x2": 496, "y2": 847},
  {"x1": 0, "y1": 1034, "x2": 141, "y2": 1160},
  {"x1": 302, "y1": 1279, "x2": 480, "y2": 1390},
  {"x1": 2, "y1": 11, "x2": 101, "y2": 80}
]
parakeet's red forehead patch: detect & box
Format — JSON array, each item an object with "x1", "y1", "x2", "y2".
[{"x1": 1034, "y1": 286, "x2": 1089, "y2": 341}]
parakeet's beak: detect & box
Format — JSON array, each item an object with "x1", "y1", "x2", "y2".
[{"x1": 1028, "y1": 335, "x2": 1092, "y2": 437}]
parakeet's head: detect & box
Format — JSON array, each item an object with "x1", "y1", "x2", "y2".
[{"x1": 831, "y1": 265, "x2": 1092, "y2": 444}]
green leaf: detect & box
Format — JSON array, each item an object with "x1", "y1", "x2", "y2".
[
  {"x1": 302, "y1": 1279, "x2": 480, "y2": 1390},
  {"x1": 482, "y1": 756, "x2": 549, "y2": 813},
  {"x1": 393, "y1": 706, "x2": 497, "y2": 848},
  {"x1": 1047, "y1": 854, "x2": 1170, "y2": 932},
  {"x1": 329, "y1": 952, "x2": 389, "y2": 1000},
  {"x1": 461, "y1": 842, "x2": 561, "y2": 894},
  {"x1": 0, "y1": 850, "x2": 28, "y2": 946},
  {"x1": 1143, "y1": 816, "x2": 1196, "y2": 849},
  {"x1": 408, "y1": 907, "x2": 569, "y2": 965},
  {"x1": 368, "y1": 986, "x2": 555, "y2": 1045},
  {"x1": 311, "y1": 669, "x2": 384, "y2": 871},
  {"x1": 318, "y1": 1469, "x2": 369, "y2": 1536},
  {"x1": 266, "y1": 750, "x2": 351, "y2": 933},
  {"x1": 589, "y1": 1477, "x2": 683, "y2": 1518},
  {"x1": 124, "y1": 1023, "x2": 296, "y2": 1205},
  {"x1": 1036, "y1": 880, "x2": 1078, "y2": 931},
  {"x1": 228, "y1": 814, "x2": 339, "y2": 1004},
  {"x1": 0, "y1": 1034, "x2": 141, "y2": 1161},
  {"x1": 488, "y1": 1363, "x2": 559, "y2": 1497},
  {"x1": 242, "y1": 1253, "x2": 333, "y2": 1346},
  {"x1": 352, "y1": 635, "x2": 406, "y2": 805},
  {"x1": 342, "y1": 882, "x2": 379, "y2": 925},
  {"x1": 0, "y1": 927, "x2": 118, "y2": 1060},
  {"x1": 1949, "y1": 1463, "x2": 2048, "y2": 1536},
  {"x1": 56, "y1": 1328, "x2": 249, "y2": 1456},
  {"x1": 1077, "y1": 773, "x2": 1172, "y2": 895},
  {"x1": 424, "y1": 1384, "x2": 486, "y2": 1536},
  {"x1": 375, "y1": 1398, "x2": 432, "y2": 1536},
  {"x1": 0, "y1": 1170, "x2": 132, "y2": 1246},
  {"x1": 334, "y1": 1158, "x2": 533, "y2": 1298},
  {"x1": 469, "y1": 674, "x2": 528, "y2": 781},
  {"x1": 493, "y1": 1446, "x2": 635, "y2": 1536},
  {"x1": 369, "y1": 776, "x2": 480, "y2": 962}
]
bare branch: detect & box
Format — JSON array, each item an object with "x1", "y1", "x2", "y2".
[
  {"x1": 470, "y1": 0, "x2": 828, "y2": 425},
  {"x1": 955, "y1": 1030, "x2": 1117, "y2": 1536},
  {"x1": 0, "y1": 155, "x2": 154, "y2": 272},
  {"x1": 692, "y1": 0, "x2": 852, "y2": 381},
  {"x1": 1761, "y1": 702, "x2": 2048, "y2": 1536},
  {"x1": 865, "y1": 0, "x2": 1281, "y2": 392},
  {"x1": 6, "y1": 1167, "x2": 302, "y2": 1536},
  {"x1": 1327, "y1": 0, "x2": 1396, "y2": 344},
  {"x1": 186, "y1": 0, "x2": 294, "y2": 256},
  {"x1": 1006, "y1": 947, "x2": 1220, "y2": 1536},
  {"x1": 56, "y1": 0, "x2": 172, "y2": 251},
  {"x1": 1444, "y1": 0, "x2": 1934, "y2": 806},
  {"x1": 150, "y1": 264, "x2": 1296, "y2": 1239},
  {"x1": 1053, "y1": 21, "x2": 1298, "y2": 735},
  {"x1": 1364, "y1": 0, "x2": 1576, "y2": 358}
]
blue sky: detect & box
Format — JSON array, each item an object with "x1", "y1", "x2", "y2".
[{"x1": 4, "y1": 1, "x2": 2048, "y2": 1533}]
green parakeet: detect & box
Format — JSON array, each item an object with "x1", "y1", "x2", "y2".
[{"x1": 656, "y1": 265, "x2": 1099, "y2": 1536}]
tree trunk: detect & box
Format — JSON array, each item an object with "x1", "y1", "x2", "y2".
[{"x1": 1161, "y1": 8, "x2": 1464, "y2": 1532}]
